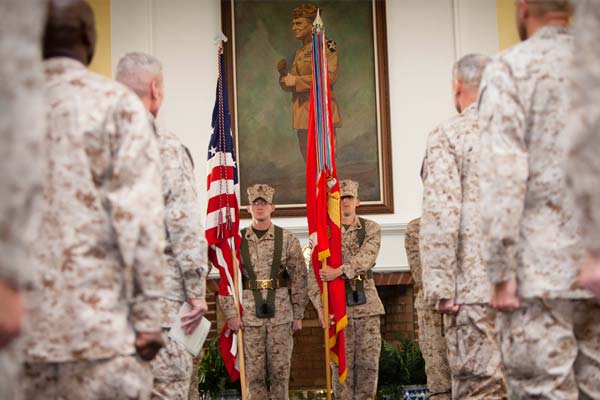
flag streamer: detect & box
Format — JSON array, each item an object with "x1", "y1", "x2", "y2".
[{"x1": 305, "y1": 11, "x2": 348, "y2": 386}]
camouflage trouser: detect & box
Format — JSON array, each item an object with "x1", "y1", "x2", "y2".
[
  {"x1": 188, "y1": 352, "x2": 202, "y2": 400},
  {"x1": 243, "y1": 322, "x2": 293, "y2": 400},
  {"x1": 150, "y1": 331, "x2": 194, "y2": 400},
  {"x1": 497, "y1": 298, "x2": 600, "y2": 400},
  {"x1": 21, "y1": 355, "x2": 153, "y2": 400},
  {"x1": 444, "y1": 304, "x2": 506, "y2": 400},
  {"x1": 416, "y1": 308, "x2": 451, "y2": 400},
  {"x1": 331, "y1": 315, "x2": 381, "y2": 400},
  {"x1": 0, "y1": 340, "x2": 22, "y2": 400}
]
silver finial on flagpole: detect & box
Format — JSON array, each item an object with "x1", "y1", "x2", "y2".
[
  {"x1": 214, "y1": 32, "x2": 228, "y2": 46},
  {"x1": 313, "y1": 8, "x2": 323, "y2": 31}
]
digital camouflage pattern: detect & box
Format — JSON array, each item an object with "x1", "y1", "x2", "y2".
[
  {"x1": 151, "y1": 128, "x2": 208, "y2": 399},
  {"x1": 497, "y1": 299, "x2": 600, "y2": 399},
  {"x1": 567, "y1": 0, "x2": 600, "y2": 254},
  {"x1": 0, "y1": 1, "x2": 46, "y2": 399},
  {"x1": 23, "y1": 57, "x2": 166, "y2": 363},
  {"x1": 444, "y1": 305, "x2": 506, "y2": 399},
  {"x1": 478, "y1": 25, "x2": 589, "y2": 299},
  {"x1": 150, "y1": 329, "x2": 193, "y2": 400},
  {"x1": 417, "y1": 310, "x2": 451, "y2": 400},
  {"x1": 0, "y1": 0, "x2": 45, "y2": 290},
  {"x1": 218, "y1": 225, "x2": 307, "y2": 326},
  {"x1": 22, "y1": 355, "x2": 153, "y2": 400},
  {"x1": 243, "y1": 323, "x2": 294, "y2": 400},
  {"x1": 420, "y1": 104, "x2": 491, "y2": 305},
  {"x1": 218, "y1": 225, "x2": 306, "y2": 399},
  {"x1": 479, "y1": 22, "x2": 600, "y2": 398},
  {"x1": 308, "y1": 216, "x2": 383, "y2": 400},
  {"x1": 331, "y1": 315, "x2": 381, "y2": 400},
  {"x1": 157, "y1": 128, "x2": 207, "y2": 325},
  {"x1": 405, "y1": 218, "x2": 451, "y2": 399}
]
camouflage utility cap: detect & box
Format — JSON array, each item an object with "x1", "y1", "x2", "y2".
[
  {"x1": 248, "y1": 184, "x2": 275, "y2": 203},
  {"x1": 340, "y1": 179, "x2": 359, "y2": 198}
]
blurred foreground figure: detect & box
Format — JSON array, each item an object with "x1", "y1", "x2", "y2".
[
  {"x1": 567, "y1": 0, "x2": 600, "y2": 299},
  {"x1": 20, "y1": 1, "x2": 167, "y2": 399},
  {"x1": 405, "y1": 218, "x2": 451, "y2": 400},
  {"x1": 478, "y1": 1, "x2": 600, "y2": 398},
  {"x1": 421, "y1": 54, "x2": 506, "y2": 400},
  {"x1": 117, "y1": 52, "x2": 209, "y2": 400},
  {"x1": 0, "y1": 1, "x2": 46, "y2": 399}
]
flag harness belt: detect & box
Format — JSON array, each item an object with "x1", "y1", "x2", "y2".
[
  {"x1": 240, "y1": 226, "x2": 285, "y2": 318},
  {"x1": 345, "y1": 217, "x2": 374, "y2": 306}
]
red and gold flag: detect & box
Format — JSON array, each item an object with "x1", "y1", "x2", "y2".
[{"x1": 305, "y1": 12, "x2": 347, "y2": 384}]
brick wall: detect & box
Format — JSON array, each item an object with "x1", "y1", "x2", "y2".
[{"x1": 205, "y1": 272, "x2": 419, "y2": 390}]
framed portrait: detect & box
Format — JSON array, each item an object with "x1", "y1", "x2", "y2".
[{"x1": 221, "y1": 0, "x2": 393, "y2": 217}]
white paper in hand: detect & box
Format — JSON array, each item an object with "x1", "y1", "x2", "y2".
[{"x1": 168, "y1": 303, "x2": 211, "y2": 357}]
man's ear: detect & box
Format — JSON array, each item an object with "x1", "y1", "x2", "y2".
[
  {"x1": 151, "y1": 79, "x2": 160, "y2": 100},
  {"x1": 518, "y1": 0, "x2": 528, "y2": 20},
  {"x1": 453, "y1": 79, "x2": 462, "y2": 97},
  {"x1": 270, "y1": 204, "x2": 276, "y2": 213},
  {"x1": 356, "y1": 199, "x2": 361, "y2": 207},
  {"x1": 246, "y1": 204, "x2": 251, "y2": 213}
]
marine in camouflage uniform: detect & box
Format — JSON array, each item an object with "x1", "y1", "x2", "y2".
[
  {"x1": 116, "y1": 52, "x2": 209, "y2": 400},
  {"x1": 0, "y1": 1, "x2": 46, "y2": 399},
  {"x1": 478, "y1": 2, "x2": 600, "y2": 398},
  {"x1": 21, "y1": 3, "x2": 167, "y2": 399},
  {"x1": 278, "y1": 3, "x2": 341, "y2": 160},
  {"x1": 309, "y1": 179, "x2": 384, "y2": 400},
  {"x1": 421, "y1": 54, "x2": 506, "y2": 399},
  {"x1": 404, "y1": 218, "x2": 451, "y2": 400},
  {"x1": 218, "y1": 184, "x2": 307, "y2": 400},
  {"x1": 567, "y1": 0, "x2": 600, "y2": 299}
]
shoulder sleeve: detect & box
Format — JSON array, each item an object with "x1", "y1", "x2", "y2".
[
  {"x1": 419, "y1": 125, "x2": 460, "y2": 303},
  {"x1": 478, "y1": 59, "x2": 528, "y2": 284}
]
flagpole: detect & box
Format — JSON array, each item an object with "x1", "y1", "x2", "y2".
[
  {"x1": 322, "y1": 260, "x2": 332, "y2": 400},
  {"x1": 231, "y1": 249, "x2": 248, "y2": 400}
]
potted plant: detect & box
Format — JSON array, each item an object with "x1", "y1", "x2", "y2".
[
  {"x1": 198, "y1": 336, "x2": 241, "y2": 400},
  {"x1": 377, "y1": 337, "x2": 429, "y2": 400}
]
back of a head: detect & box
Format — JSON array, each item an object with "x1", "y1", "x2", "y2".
[
  {"x1": 526, "y1": 0, "x2": 571, "y2": 16},
  {"x1": 44, "y1": 0, "x2": 96, "y2": 64},
  {"x1": 115, "y1": 52, "x2": 163, "y2": 97},
  {"x1": 453, "y1": 53, "x2": 491, "y2": 90}
]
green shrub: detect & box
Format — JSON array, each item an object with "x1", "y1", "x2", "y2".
[
  {"x1": 198, "y1": 336, "x2": 241, "y2": 399},
  {"x1": 378, "y1": 337, "x2": 427, "y2": 395}
]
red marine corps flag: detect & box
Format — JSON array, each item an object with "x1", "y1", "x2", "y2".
[
  {"x1": 305, "y1": 10, "x2": 348, "y2": 390},
  {"x1": 205, "y1": 37, "x2": 246, "y2": 393}
]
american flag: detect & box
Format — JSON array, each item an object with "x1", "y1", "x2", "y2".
[{"x1": 205, "y1": 48, "x2": 242, "y2": 382}]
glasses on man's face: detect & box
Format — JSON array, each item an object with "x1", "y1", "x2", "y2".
[{"x1": 251, "y1": 199, "x2": 269, "y2": 206}]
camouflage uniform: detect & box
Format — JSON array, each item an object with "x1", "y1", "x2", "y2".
[
  {"x1": 218, "y1": 185, "x2": 307, "y2": 400},
  {"x1": 404, "y1": 218, "x2": 451, "y2": 400},
  {"x1": 309, "y1": 181, "x2": 384, "y2": 400},
  {"x1": 420, "y1": 104, "x2": 506, "y2": 399},
  {"x1": 0, "y1": 1, "x2": 46, "y2": 399},
  {"x1": 21, "y1": 57, "x2": 167, "y2": 400},
  {"x1": 567, "y1": 1, "x2": 600, "y2": 254},
  {"x1": 479, "y1": 24, "x2": 600, "y2": 399},
  {"x1": 150, "y1": 128, "x2": 208, "y2": 400}
]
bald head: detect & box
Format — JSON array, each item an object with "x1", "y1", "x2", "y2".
[
  {"x1": 516, "y1": 0, "x2": 572, "y2": 40},
  {"x1": 526, "y1": 0, "x2": 571, "y2": 16},
  {"x1": 44, "y1": 0, "x2": 96, "y2": 65}
]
